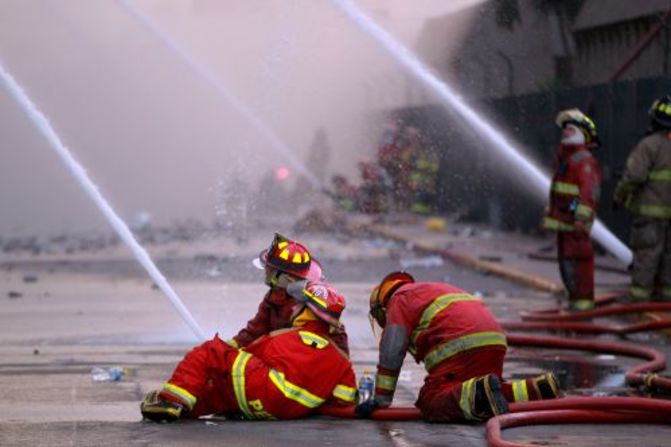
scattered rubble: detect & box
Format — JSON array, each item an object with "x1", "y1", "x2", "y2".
[
  {"x1": 400, "y1": 255, "x2": 444, "y2": 269},
  {"x1": 22, "y1": 274, "x2": 38, "y2": 283}
]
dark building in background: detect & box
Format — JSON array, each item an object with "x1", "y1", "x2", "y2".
[
  {"x1": 389, "y1": 0, "x2": 671, "y2": 243},
  {"x1": 573, "y1": 1, "x2": 671, "y2": 84}
]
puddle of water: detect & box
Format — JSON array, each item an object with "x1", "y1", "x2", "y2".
[{"x1": 506, "y1": 352, "x2": 625, "y2": 390}]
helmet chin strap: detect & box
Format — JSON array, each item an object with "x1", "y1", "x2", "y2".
[{"x1": 265, "y1": 269, "x2": 280, "y2": 287}]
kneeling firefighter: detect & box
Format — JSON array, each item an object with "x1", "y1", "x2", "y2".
[{"x1": 357, "y1": 272, "x2": 560, "y2": 423}]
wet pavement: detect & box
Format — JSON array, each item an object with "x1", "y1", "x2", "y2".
[{"x1": 1, "y1": 214, "x2": 668, "y2": 446}]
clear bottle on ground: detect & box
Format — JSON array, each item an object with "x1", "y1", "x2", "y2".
[
  {"x1": 358, "y1": 369, "x2": 375, "y2": 404},
  {"x1": 91, "y1": 366, "x2": 126, "y2": 382}
]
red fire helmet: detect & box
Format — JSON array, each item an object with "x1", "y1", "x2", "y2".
[
  {"x1": 288, "y1": 280, "x2": 346, "y2": 327},
  {"x1": 252, "y1": 233, "x2": 323, "y2": 281}
]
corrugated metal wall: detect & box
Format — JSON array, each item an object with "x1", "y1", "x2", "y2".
[{"x1": 394, "y1": 76, "x2": 671, "y2": 245}]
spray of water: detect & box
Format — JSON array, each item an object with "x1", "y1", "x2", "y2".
[
  {"x1": 331, "y1": 0, "x2": 633, "y2": 266},
  {"x1": 0, "y1": 60, "x2": 207, "y2": 341},
  {"x1": 115, "y1": 0, "x2": 322, "y2": 189}
]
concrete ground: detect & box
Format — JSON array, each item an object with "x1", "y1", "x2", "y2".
[{"x1": 2, "y1": 215, "x2": 669, "y2": 446}]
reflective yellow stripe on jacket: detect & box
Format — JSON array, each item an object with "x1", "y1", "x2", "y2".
[
  {"x1": 424, "y1": 331, "x2": 508, "y2": 371},
  {"x1": 575, "y1": 203, "x2": 594, "y2": 219},
  {"x1": 542, "y1": 216, "x2": 575, "y2": 232},
  {"x1": 410, "y1": 293, "x2": 479, "y2": 352},
  {"x1": 332, "y1": 384, "x2": 356, "y2": 403},
  {"x1": 551, "y1": 181, "x2": 579, "y2": 195},
  {"x1": 268, "y1": 370, "x2": 325, "y2": 409},
  {"x1": 630, "y1": 203, "x2": 671, "y2": 219},
  {"x1": 162, "y1": 382, "x2": 197, "y2": 410},
  {"x1": 298, "y1": 331, "x2": 329, "y2": 349},
  {"x1": 649, "y1": 169, "x2": 671, "y2": 182}
]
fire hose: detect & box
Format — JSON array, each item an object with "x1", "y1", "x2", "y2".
[
  {"x1": 487, "y1": 396, "x2": 671, "y2": 447},
  {"x1": 318, "y1": 301, "x2": 671, "y2": 446},
  {"x1": 319, "y1": 332, "x2": 671, "y2": 420},
  {"x1": 521, "y1": 302, "x2": 671, "y2": 322}
]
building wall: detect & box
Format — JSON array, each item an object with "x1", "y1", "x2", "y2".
[
  {"x1": 573, "y1": 16, "x2": 671, "y2": 84},
  {"x1": 415, "y1": 0, "x2": 670, "y2": 98},
  {"x1": 416, "y1": 1, "x2": 565, "y2": 99}
]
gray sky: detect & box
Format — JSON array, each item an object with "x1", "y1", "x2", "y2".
[{"x1": 1, "y1": 0, "x2": 483, "y2": 236}]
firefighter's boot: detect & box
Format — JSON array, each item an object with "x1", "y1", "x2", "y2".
[
  {"x1": 534, "y1": 372, "x2": 561, "y2": 399},
  {"x1": 472, "y1": 374, "x2": 509, "y2": 421},
  {"x1": 140, "y1": 390, "x2": 184, "y2": 423}
]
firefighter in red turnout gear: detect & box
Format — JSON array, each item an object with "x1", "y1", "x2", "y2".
[
  {"x1": 229, "y1": 233, "x2": 349, "y2": 355},
  {"x1": 141, "y1": 281, "x2": 357, "y2": 422},
  {"x1": 543, "y1": 109, "x2": 602, "y2": 311},
  {"x1": 357, "y1": 272, "x2": 560, "y2": 422}
]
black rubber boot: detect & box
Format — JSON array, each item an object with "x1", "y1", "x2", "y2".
[
  {"x1": 535, "y1": 372, "x2": 561, "y2": 399},
  {"x1": 473, "y1": 374, "x2": 509, "y2": 421}
]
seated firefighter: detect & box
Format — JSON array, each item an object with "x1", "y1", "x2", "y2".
[
  {"x1": 141, "y1": 280, "x2": 357, "y2": 422},
  {"x1": 357, "y1": 272, "x2": 560, "y2": 423},
  {"x1": 229, "y1": 233, "x2": 349, "y2": 355}
]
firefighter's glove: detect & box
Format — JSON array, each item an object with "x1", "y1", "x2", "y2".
[
  {"x1": 140, "y1": 390, "x2": 184, "y2": 423},
  {"x1": 355, "y1": 398, "x2": 380, "y2": 419}
]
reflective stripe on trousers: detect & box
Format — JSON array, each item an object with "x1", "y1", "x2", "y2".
[{"x1": 511, "y1": 379, "x2": 529, "y2": 402}]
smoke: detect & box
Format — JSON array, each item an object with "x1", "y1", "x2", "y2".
[{"x1": 0, "y1": 0, "x2": 481, "y2": 236}]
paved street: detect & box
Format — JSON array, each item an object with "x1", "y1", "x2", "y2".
[{"x1": 2, "y1": 218, "x2": 669, "y2": 446}]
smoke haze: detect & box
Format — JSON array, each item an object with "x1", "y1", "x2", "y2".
[{"x1": 1, "y1": 0, "x2": 482, "y2": 236}]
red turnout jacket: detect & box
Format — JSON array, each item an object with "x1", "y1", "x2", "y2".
[
  {"x1": 543, "y1": 144, "x2": 601, "y2": 233},
  {"x1": 231, "y1": 287, "x2": 350, "y2": 355},
  {"x1": 374, "y1": 282, "x2": 507, "y2": 406}
]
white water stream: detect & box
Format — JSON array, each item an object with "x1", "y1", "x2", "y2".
[
  {"x1": 332, "y1": 0, "x2": 632, "y2": 266},
  {"x1": 0, "y1": 60, "x2": 207, "y2": 341}
]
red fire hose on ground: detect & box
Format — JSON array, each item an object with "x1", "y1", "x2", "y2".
[
  {"x1": 319, "y1": 300, "x2": 671, "y2": 446},
  {"x1": 487, "y1": 396, "x2": 671, "y2": 447},
  {"x1": 521, "y1": 302, "x2": 671, "y2": 322},
  {"x1": 320, "y1": 331, "x2": 671, "y2": 420}
]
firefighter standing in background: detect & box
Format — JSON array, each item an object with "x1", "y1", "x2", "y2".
[
  {"x1": 378, "y1": 121, "x2": 415, "y2": 210},
  {"x1": 543, "y1": 109, "x2": 602, "y2": 311},
  {"x1": 356, "y1": 272, "x2": 560, "y2": 423},
  {"x1": 329, "y1": 175, "x2": 358, "y2": 212},
  {"x1": 141, "y1": 281, "x2": 356, "y2": 422},
  {"x1": 229, "y1": 233, "x2": 349, "y2": 355},
  {"x1": 406, "y1": 127, "x2": 440, "y2": 215},
  {"x1": 614, "y1": 94, "x2": 671, "y2": 302},
  {"x1": 357, "y1": 159, "x2": 392, "y2": 214}
]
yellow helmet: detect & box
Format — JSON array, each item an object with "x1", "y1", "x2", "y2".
[
  {"x1": 649, "y1": 94, "x2": 671, "y2": 130},
  {"x1": 369, "y1": 271, "x2": 415, "y2": 327},
  {"x1": 555, "y1": 108, "x2": 600, "y2": 148}
]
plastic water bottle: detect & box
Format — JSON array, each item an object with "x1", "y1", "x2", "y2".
[
  {"x1": 91, "y1": 366, "x2": 126, "y2": 382},
  {"x1": 358, "y1": 370, "x2": 375, "y2": 404}
]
